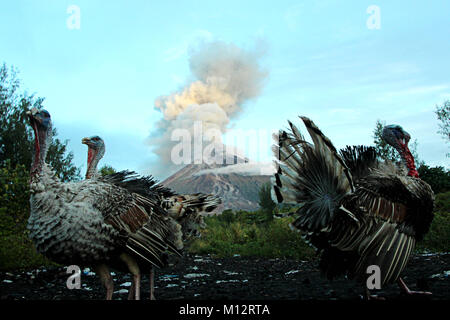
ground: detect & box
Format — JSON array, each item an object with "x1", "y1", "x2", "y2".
[{"x1": 0, "y1": 252, "x2": 449, "y2": 300}]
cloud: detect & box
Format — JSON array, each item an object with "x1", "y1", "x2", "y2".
[{"x1": 147, "y1": 40, "x2": 269, "y2": 178}]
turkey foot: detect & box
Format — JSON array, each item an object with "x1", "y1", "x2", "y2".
[{"x1": 398, "y1": 277, "x2": 432, "y2": 297}]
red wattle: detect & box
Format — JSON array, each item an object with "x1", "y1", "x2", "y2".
[
  {"x1": 31, "y1": 121, "x2": 41, "y2": 178},
  {"x1": 87, "y1": 148, "x2": 94, "y2": 166},
  {"x1": 402, "y1": 144, "x2": 419, "y2": 178}
]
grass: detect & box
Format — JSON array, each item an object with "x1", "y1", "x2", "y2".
[{"x1": 188, "y1": 209, "x2": 315, "y2": 260}]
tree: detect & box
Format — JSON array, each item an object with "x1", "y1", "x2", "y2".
[
  {"x1": 435, "y1": 100, "x2": 450, "y2": 157},
  {"x1": 372, "y1": 119, "x2": 421, "y2": 165},
  {"x1": 0, "y1": 63, "x2": 80, "y2": 181},
  {"x1": 99, "y1": 164, "x2": 116, "y2": 176},
  {"x1": 258, "y1": 182, "x2": 276, "y2": 221},
  {"x1": 418, "y1": 165, "x2": 450, "y2": 194}
]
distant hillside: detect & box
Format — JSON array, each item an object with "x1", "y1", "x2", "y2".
[{"x1": 160, "y1": 158, "x2": 272, "y2": 212}]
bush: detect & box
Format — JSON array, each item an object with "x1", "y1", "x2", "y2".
[
  {"x1": 417, "y1": 192, "x2": 450, "y2": 252},
  {"x1": 418, "y1": 165, "x2": 450, "y2": 194},
  {"x1": 188, "y1": 209, "x2": 315, "y2": 259},
  {"x1": 0, "y1": 227, "x2": 55, "y2": 271},
  {"x1": 0, "y1": 162, "x2": 55, "y2": 271}
]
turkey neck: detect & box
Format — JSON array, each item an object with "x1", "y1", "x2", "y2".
[
  {"x1": 86, "y1": 147, "x2": 105, "y2": 179},
  {"x1": 399, "y1": 143, "x2": 419, "y2": 178},
  {"x1": 85, "y1": 148, "x2": 99, "y2": 179},
  {"x1": 30, "y1": 121, "x2": 52, "y2": 182}
]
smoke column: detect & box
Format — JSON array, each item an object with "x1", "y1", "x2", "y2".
[{"x1": 148, "y1": 40, "x2": 268, "y2": 178}]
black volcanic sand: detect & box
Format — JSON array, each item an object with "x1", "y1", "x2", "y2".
[{"x1": 1, "y1": 253, "x2": 449, "y2": 300}]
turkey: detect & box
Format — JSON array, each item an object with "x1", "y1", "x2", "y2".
[
  {"x1": 81, "y1": 135, "x2": 105, "y2": 179},
  {"x1": 27, "y1": 107, "x2": 183, "y2": 300},
  {"x1": 82, "y1": 135, "x2": 221, "y2": 299},
  {"x1": 272, "y1": 116, "x2": 434, "y2": 299},
  {"x1": 79, "y1": 135, "x2": 125, "y2": 299}
]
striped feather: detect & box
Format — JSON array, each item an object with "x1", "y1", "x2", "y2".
[
  {"x1": 351, "y1": 221, "x2": 416, "y2": 286},
  {"x1": 272, "y1": 117, "x2": 354, "y2": 232}
]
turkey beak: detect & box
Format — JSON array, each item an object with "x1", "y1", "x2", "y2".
[
  {"x1": 26, "y1": 108, "x2": 39, "y2": 124},
  {"x1": 27, "y1": 107, "x2": 39, "y2": 116},
  {"x1": 26, "y1": 110, "x2": 33, "y2": 124},
  {"x1": 26, "y1": 108, "x2": 44, "y2": 130},
  {"x1": 82, "y1": 137, "x2": 91, "y2": 145}
]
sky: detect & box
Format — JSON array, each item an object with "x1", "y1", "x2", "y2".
[{"x1": 1, "y1": 0, "x2": 449, "y2": 180}]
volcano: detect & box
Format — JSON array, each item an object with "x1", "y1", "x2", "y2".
[{"x1": 159, "y1": 154, "x2": 272, "y2": 212}]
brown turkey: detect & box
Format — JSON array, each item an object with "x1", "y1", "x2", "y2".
[
  {"x1": 272, "y1": 116, "x2": 434, "y2": 299},
  {"x1": 27, "y1": 108, "x2": 184, "y2": 300},
  {"x1": 82, "y1": 135, "x2": 221, "y2": 299}
]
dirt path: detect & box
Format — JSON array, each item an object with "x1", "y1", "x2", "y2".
[{"x1": 1, "y1": 252, "x2": 449, "y2": 300}]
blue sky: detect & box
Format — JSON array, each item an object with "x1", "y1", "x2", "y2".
[{"x1": 1, "y1": 0, "x2": 449, "y2": 179}]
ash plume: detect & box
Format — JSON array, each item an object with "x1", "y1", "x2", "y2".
[{"x1": 148, "y1": 40, "x2": 268, "y2": 179}]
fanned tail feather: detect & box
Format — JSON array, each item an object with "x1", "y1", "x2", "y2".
[
  {"x1": 272, "y1": 116, "x2": 354, "y2": 233},
  {"x1": 339, "y1": 145, "x2": 378, "y2": 181}
]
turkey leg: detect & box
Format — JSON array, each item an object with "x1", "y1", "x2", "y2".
[
  {"x1": 150, "y1": 267, "x2": 156, "y2": 300},
  {"x1": 94, "y1": 264, "x2": 114, "y2": 300},
  {"x1": 397, "y1": 277, "x2": 432, "y2": 296}
]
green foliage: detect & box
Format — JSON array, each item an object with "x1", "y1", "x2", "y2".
[
  {"x1": 0, "y1": 227, "x2": 56, "y2": 271},
  {"x1": 258, "y1": 182, "x2": 276, "y2": 221},
  {"x1": 217, "y1": 209, "x2": 235, "y2": 224},
  {"x1": 417, "y1": 192, "x2": 450, "y2": 253},
  {"x1": 434, "y1": 191, "x2": 450, "y2": 212},
  {"x1": 418, "y1": 165, "x2": 450, "y2": 194},
  {"x1": 435, "y1": 100, "x2": 450, "y2": 157},
  {"x1": 435, "y1": 101, "x2": 450, "y2": 142},
  {"x1": 0, "y1": 161, "x2": 56, "y2": 270},
  {"x1": 99, "y1": 164, "x2": 116, "y2": 176},
  {"x1": 188, "y1": 209, "x2": 315, "y2": 259},
  {"x1": 0, "y1": 161, "x2": 29, "y2": 233}
]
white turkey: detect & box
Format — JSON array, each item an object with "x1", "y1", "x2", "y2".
[
  {"x1": 81, "y1": 135, "x2": 221, "y2": 299},
  {"x1": 272, "y1": 116, "x2": 434, "y2": 299},
  {"x1": 27, "y1": 108, "x2": 183, "y2": 300}
]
